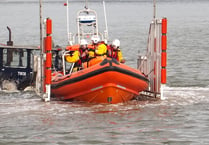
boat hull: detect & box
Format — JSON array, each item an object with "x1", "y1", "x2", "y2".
[
  {"x1": 51, "y1": 58, "x2": 149, "y2": 104},
  {"x1": 72, "y1": 84, "x2": 136, "y2": 103}
]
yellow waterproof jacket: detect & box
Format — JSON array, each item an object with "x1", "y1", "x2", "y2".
[
  {"x1": 117, "y1": 49, "x2": 124, "y2": 62},
  {"x1": 88, "y1": 50, "x2": 95, "y2": 58},
  {"x1": 65, "y1": 50, "x2": 80, "y2": 63},
  {"x1": 95, "y1": 44, "x2": 107, "y2": 56},
  {"x1": 88, "y1": 45, "x2": 95, "y2": 58}
]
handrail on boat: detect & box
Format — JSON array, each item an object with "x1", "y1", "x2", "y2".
[{"x1": 62, "y1": 50, "x2": 74, "y2": 76}]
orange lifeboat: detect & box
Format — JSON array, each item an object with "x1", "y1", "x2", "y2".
[{"x1": 51, "y1": 58, "x2": 149, "y2": 104}]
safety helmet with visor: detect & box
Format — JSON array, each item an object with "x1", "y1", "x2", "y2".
[
  {"x1": 80, "y1": 39, "x2": 88, "y2": 50},
  {"x1": 80, "y1": 39, "x2": 88, "y2": 45},
  {"x1": 91, "y1": 35, "x2": 100, "y2": 44},
  {"x1": 112, "y1": 39, "x2": 120, "y2": 49}
]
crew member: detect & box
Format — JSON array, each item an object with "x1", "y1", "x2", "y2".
[
  {"x1": 65, "y1": 45, "x2": 80, "y2": 72},
  {"x1": 88, "y1": 35, "x2": 101, "y2": 59},
  {"x1": 79, "y1": 39, "x2": 89, "y2": 63},
  {"x1": 95, "y1": 43, "x2": 107, "y2": 57},
  {"x1": 107, "y1": 39, "x2": 125, "y2": 63},
  {"x1": 65, "y1": 39, "x2": 90, "y2": 71}
]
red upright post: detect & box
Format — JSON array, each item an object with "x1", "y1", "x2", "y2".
[
  {"x1": 161, "y1": 18, "x2": 167, "y2": 84},
  {"x1": 43, "y1": 18, "x2": 52, "y2": 101},
  {"x1": 44, "y1": 18, "x2": 52, "y2": 85}
]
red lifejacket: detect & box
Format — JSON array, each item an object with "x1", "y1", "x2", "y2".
[
  {"x1": 107, "y1": 45, "x2": 119, "y2": 61},
  {"x1": 73, "y1": 47, "x2": 88, "y2": 68},
  {"x1": 79, "y1": 48, "x2": 89, "y2": 62}
]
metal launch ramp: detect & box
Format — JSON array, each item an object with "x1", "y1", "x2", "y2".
[{"x1": 137, "y1": 9, "x2": 167, "y2": 100}]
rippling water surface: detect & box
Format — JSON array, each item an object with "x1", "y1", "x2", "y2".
[{"x1": 0, "y1": 0, "x2": 209, "y2": 144}]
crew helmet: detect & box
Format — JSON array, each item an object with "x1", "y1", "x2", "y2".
[
  {"x1": 80, "y1": 39, "x2": 88, "y2": 45},
  {"x1": 112, "y1": 39, "x2": 120, "y2": 47},
  {"x1": 91, "y1": 35, "x2": 100, "y2": 44}
]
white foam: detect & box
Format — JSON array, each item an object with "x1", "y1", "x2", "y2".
[
  {"x1": 161, "y1": 86, "x2": 209, "y2": 106},
  {"x1": 1, "y1": 86, "x2": 209, "y2": 116},
  {"x1": 1, "y1": 80, "x2": 18, "y2": 92},
  {"x1": 24, "y1": 86, "x2": 35, "y2": 92}
]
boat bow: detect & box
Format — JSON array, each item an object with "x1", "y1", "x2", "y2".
[{"x1": 51, "y1": 58, "x2": 149, "y2": 104}]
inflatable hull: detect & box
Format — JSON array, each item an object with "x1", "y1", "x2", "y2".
[{"x1": 51, "y1": 58, "x2": 149, "y2": 104}]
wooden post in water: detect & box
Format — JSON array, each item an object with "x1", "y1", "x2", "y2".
[
  {"x1": 39, "y1": 0, "x2": 44, "y2": 95},
  {"x1": 39, "y1": 0, "x2": 52, "y2": 101}
]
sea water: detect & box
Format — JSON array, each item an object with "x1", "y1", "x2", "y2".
[{"x1": 0, "y1": 0, "x2": 209, "y2": 144}]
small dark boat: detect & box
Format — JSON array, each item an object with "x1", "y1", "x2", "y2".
[{"x1": 0, "y1": 45, "x2": 39, "y2": 90}]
